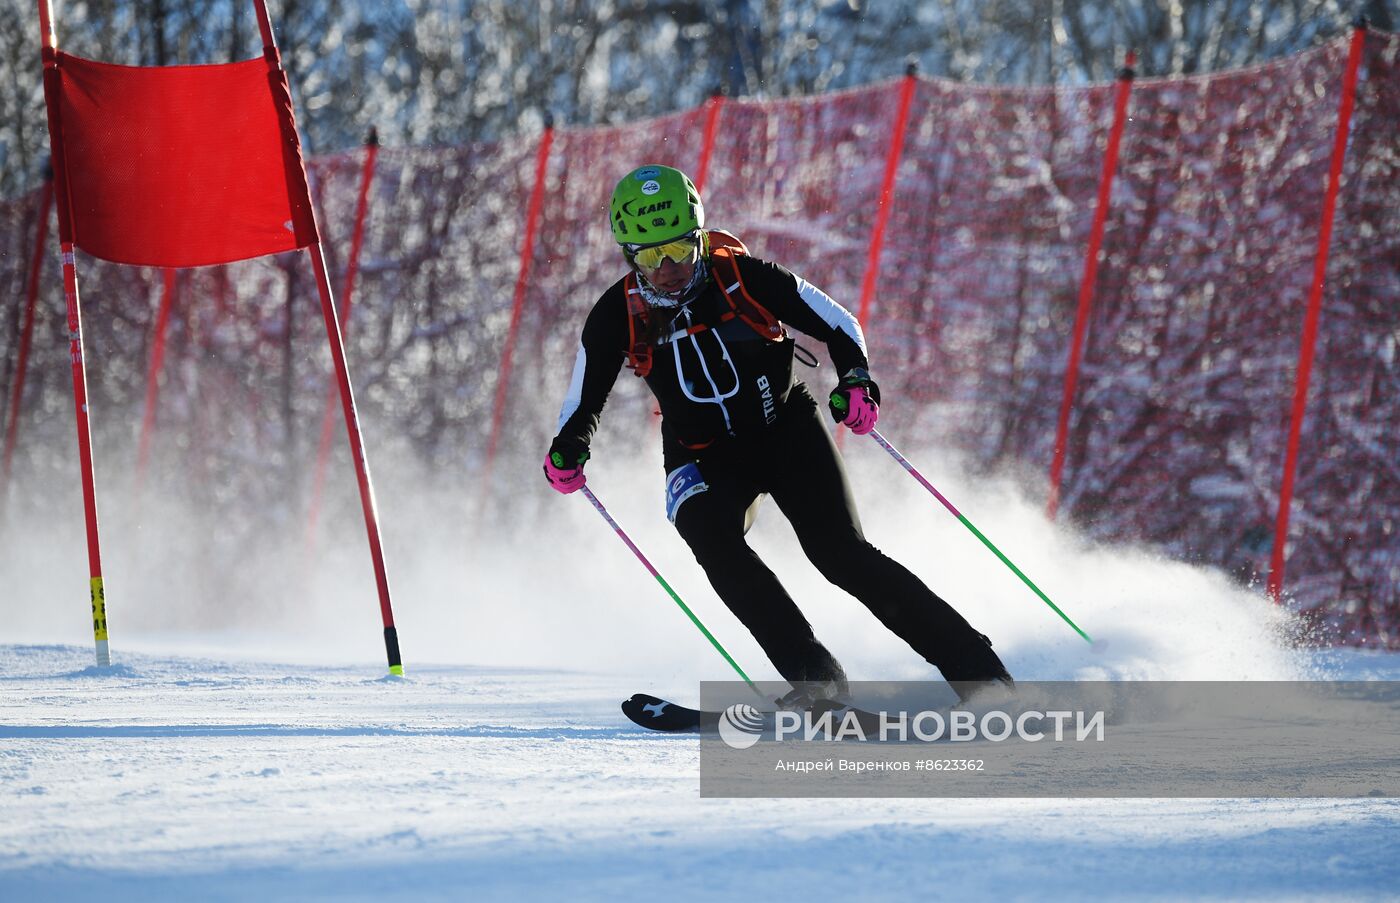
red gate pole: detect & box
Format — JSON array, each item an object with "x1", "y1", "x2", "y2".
[
  {"x1": 835, "y1": 66, "x2": 918, "y2": 453},
  {"x1": 1047, "y1": 51, "x2": 1136, "y2": 519},
  {"x1": 134, "y1": 267, "x2": 176, "y2": 494},
  {"x1": 856, "y1": 63, "x2": 918, "y2": 328},
  {"x1": 253, "y1": 0, "x2": 402, "y2": 673},
  {"x1": 1267, "y1": 20, "x2": 1368, "y2": 604},
  {"x1": 480, "y1": 115, "x2": 554, "y2": 491},
  {"x1": 37, "y1": 1, "x2": 111, "y2": 666},
  {"x1": 1, "y1": 167, "x2": 54, "y2": 515},
  {"x1": 694, "y1": 89, "x2": 726, "y2": 194},
  {"x1": 306, "y1": 127, "x2": 379, "y2": 551}
]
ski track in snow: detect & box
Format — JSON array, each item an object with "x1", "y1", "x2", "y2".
[{"x1": 2, "y1": 643, "x2": 1398, "y2": 901}]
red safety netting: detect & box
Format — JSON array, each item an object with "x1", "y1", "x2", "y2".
[
  {"x1": 874, "y1": 78, "x2": 1118, "y2": 467},
  {"x1": 0, "y1": 186, "x2": 52, "y2": 449},
  {"x1": 1293, "y1": 33, "x2": 1400, "y2": 644},
  {"x1": 1065, "y1": 45, "x2": 1342, "y2": 560},
  {"x1": 3, "y1": 30, "x2": 1397, "y2": 645},
  {"x1": 1065, "y1": 38, "x2": 1388, "y2": 643}
]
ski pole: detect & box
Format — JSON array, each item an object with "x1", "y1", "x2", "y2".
[
  {"x1": 868, "y1": 429, "x2": 1093, "y2": 645},
  {"x1": 579, "y1": 485, "x2": 761, "y2": 695}
]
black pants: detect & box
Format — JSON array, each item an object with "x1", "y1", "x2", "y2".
[{"x1": 671, "y1": 386, "x2": 1011, "y2": 690}]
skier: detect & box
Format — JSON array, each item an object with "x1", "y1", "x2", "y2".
[{"x1": 545, "y1": 164, "x2": 1012, "y2": 705}]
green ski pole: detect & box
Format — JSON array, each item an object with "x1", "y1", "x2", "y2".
[
  {"x1": 579, "y1": 485, "x2": 762, "y2": 695},
  {"x1": 868, "y1": 429, "x2": 1093, "y2": 644}
]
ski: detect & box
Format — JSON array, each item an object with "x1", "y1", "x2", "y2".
[
  {"x1": 621, "y1": 693, "x2": 719, "y2": 732},
  {"x1": 621, "y1": 693, "x2": 885, "y2": 735}
]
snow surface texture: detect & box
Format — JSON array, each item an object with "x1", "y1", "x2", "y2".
[
  {"x1": 3, "y1": 645, "x2": 1399, "y2": 901},
  {"x1": 4, "y1": 445, "x2": 1399, "y2": 899}
]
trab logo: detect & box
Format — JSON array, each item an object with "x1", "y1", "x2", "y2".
[{"x1": 634, "y1": 166, "x2": 660, "y2": 181}]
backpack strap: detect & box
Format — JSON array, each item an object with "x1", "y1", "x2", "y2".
[
  {"x1": 623, "y1": 272, "x2": 653, "y2": 378},
  {"x1": 709, "y1": 246, "x2": 785, "y2": 342},
  {"x1": 707, "y1": 229, "x2": 749, "y2": 255}
]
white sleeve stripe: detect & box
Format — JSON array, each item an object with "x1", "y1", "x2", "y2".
[
  {"x1": 556, "y1": 341, "x2": 588, "y2": 432},
  {"x1": 796, "y1": 276, "x2": 867, "y2": 356}
]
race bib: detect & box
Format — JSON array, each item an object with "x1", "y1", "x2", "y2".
[{"x1": 664, "y1": 463, "x2": 709, "y2": 523}]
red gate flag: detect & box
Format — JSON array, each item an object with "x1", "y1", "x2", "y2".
[
  {"x1": 52, "y1": 51, "x2": 318, "y2": 267},
  {"x1": 36, "y1": 0, "x2": 403, "y2": 675}
]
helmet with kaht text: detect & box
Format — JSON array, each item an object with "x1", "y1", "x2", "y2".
[{"x1": 609, "y1": 165, "x2": 704, "y2": 246}]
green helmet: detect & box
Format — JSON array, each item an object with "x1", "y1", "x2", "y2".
[{"x1": 609, "y1": 164, "x2": 704, "y2": 245}]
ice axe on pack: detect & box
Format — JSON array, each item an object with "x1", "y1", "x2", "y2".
[{"x1": 866, "y1": 429, "x2": 1094, "y2": 646}]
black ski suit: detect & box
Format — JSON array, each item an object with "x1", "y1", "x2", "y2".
[{"x1": 552, "y1": 253, "x2": 1011, "y2": 692}]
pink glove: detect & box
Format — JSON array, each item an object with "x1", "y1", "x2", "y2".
[
  {"x1": 836, "y1": 386, "x2": 879, "y2": 435},
  {"x1": 543, "y1": 449, "x2": 586, "y2": 494}
]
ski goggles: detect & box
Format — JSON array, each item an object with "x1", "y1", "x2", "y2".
[{"x1": 625, "y1": 232, "x2": 702, "y2": 271}]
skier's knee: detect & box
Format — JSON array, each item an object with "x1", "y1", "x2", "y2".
[
  {"x1": 678, "y1": 524, "x2": 750, "y2": 574},
  {"x1": 807, "y1": 535, "x2": 881, "y2": 593},
  {"x1": 674, "y1": 507, "x2": 729, "y2": 556}
]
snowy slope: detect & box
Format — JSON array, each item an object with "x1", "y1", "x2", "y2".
[
  {"x1": 3, "y1": 642, "x2": 1399, "y2": 902},
  {"x1": 5, "y1": 439, "x2": 1400, "y2": 899}
]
